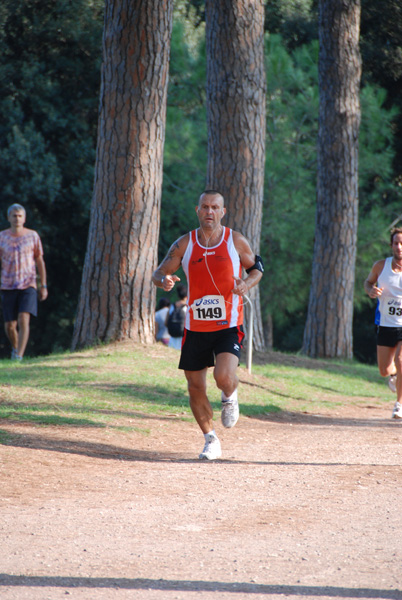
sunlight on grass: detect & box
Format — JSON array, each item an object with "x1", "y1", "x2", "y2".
[
  {"x1": 245, "y1": 356, "x2": 390, "y2": 415},
  {"x1": 0, "y1": 343, "x2": 393, "y2": 439}
]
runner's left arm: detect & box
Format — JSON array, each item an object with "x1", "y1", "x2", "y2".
[{"x1": 233, "y1": 233, "x2": 263, "y2": 295}]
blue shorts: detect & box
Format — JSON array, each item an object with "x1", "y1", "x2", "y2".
[
  {"x1": 178, "y1": 326, "x2": 244, "y2": 371},
  {"x1": 1, "y1": 287, "x2": 38, "y2": 322},
  {"x1": 376, "y1": 326, "x2": 402, "y2": 348}
]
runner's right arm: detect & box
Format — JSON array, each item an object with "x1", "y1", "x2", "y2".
[
  {"x1": 364, "y1": 259, "x2": 385, "y2": 299},
  {"x1": 152, "y1": 234, "x2": 189, "y2": 292}
]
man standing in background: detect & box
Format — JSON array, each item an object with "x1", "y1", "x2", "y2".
[{"x1": 0, "y1": 204, "x2": 48, "y2": 360}]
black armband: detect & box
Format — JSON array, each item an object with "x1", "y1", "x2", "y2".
[{"x1": 246, "y1": 255, "x2": 264, "y2": 274}]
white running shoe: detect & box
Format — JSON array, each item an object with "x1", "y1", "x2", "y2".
[
  {"x1": 388, "y1": 374, "x2": 397, "y2": 393},
  {"x1": 221, "y1": 390, "x2": 239, "y2": 428},
  {"x1": 199, "y1": 434, "x2": 222, "y2": 460},
  {"x1": 392, "y1": 401, "x2": 402, "y2": 419}
]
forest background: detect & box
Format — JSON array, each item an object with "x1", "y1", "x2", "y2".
[{"x1": 0, "y1": 0, "x2": 401, "y2": 364}]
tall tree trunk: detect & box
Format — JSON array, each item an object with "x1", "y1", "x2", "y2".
[
  {"x1": 205, "y1": 0, "x2": 266, "y2": 351},
  {"x1": 302, "y1": 0, "x2": 361, "y2": 358},
  {"x1": 72, "y1": 0, "x2": 173, "y2": 349}
]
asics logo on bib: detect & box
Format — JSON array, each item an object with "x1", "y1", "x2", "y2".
[
  {"x1": 192, "y1": 295, "x2": 226, "y2": 321},
  {"x1": 195, "y1": 298, "x2": 219, "y2": 306}
]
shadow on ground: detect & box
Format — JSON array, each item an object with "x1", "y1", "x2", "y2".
[
  {"x1": 1, "y1": 427, "x2": 400, "y2": 467},
  {"x1": 0, "y1": 574, "x2": 400, "y2": 598}
]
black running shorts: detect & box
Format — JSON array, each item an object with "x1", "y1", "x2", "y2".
[
  {"x1": 178, "y1": 326, "x2": 244, "y2": 371},
  {"x1": 1, "y1": 287, "x2": 38, "y2": 322},
  {"x1": 376, "y1": 325, "x2": 402, "y2": 348}
]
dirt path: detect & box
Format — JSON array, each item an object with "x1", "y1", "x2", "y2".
[{"x1": 0, "y1": 404, "x2": 401, "y2": 600}]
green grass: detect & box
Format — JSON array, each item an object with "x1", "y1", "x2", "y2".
[{"x1": 0, "y1": 343, "x2": 393, "y2": 441}]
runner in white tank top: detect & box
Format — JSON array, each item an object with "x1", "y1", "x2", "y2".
[
  {"x1": 364, "y1": 227, "x2": 402, "y2": 418},
  {"x1": 377, "y1": 257, "x2": 402, "y2": 327}
]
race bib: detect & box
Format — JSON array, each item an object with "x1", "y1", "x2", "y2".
[
  {"x1": 191, "y1": 295, "x2": 226, "y2": 321},
  {"x1": 386, "y1": 298, "x2": 402, "y2": 320}
]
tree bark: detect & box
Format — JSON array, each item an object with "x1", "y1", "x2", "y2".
[
  {"x1": 72, "y1": 0, "x2": 173, "y2": 349},
  {"x1": 302, "y1": 0, "x2": 361, "y2": 358},
  {"x1": 205, "y1": 0, "x2": 266, "y2": 351}
]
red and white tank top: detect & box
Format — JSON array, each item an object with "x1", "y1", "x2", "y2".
[{"x1": 182, "y1": 227, "x2": 243, "y2": 332}]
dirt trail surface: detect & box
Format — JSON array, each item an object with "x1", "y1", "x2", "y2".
[{"x1": 1, "y1": 399, "x2": 401, "y2": 599}]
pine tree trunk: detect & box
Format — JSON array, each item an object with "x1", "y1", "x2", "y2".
[
  {"x1": 205, "y1": 0, "x2": 266, "y2": 351},
  {"x1": 302, "y1": 0, "x2": 361, "y2": 358},
  {"x1": 72, "y1": 0, "x2": 173, "y2": 349}
]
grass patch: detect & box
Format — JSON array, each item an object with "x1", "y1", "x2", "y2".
[
  {"x1": 242, "y1": 352, "x2": 390, "y2": 415},
  {"x1": 0, "y1": 428, "x2": 13, "y2": 444},
  {"x1": 0, "y1": 343, "x2": 393, "y2": 441}
]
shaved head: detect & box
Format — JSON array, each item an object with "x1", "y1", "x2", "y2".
[{"x1": 198, "y1": 190, "x2": 224, "y2": 207}]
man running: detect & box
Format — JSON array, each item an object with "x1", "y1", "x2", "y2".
[
  {"x1": 152, "y1": 190, "x2": 264, "y2": 459},
  {"x1": 364, "y1": 227, "x2": 402, "y2": 419}
]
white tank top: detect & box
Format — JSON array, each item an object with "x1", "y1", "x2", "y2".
[{"x1": 377, "y1": 256, "x2": 402, "y2": 327}]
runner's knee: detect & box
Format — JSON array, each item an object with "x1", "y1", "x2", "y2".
[
  {"x1": 394, "y1": 353, "x2": 402, "y2": 373},
  {"x1": 185, "y1": 374, "x2": 206, "y2": 396},
  {"x1": 214, "y1": 370, "x2": 237, "y2": 392},
  {"x1": 379, "y1": 362, "x2": 397, "y2": 377},
  {"x1": 379, "y1": 366, "x2": 391, "y2": 377}
]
